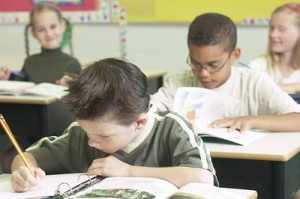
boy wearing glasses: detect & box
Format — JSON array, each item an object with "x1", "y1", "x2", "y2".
[{"x1": 151, "y1": 13, "x2": 300, "y2": 132}]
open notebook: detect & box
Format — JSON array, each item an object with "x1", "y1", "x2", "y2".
[
  {"x1": 0, "y1": 81, "x2": 68, "y2": 99},
  {"x1": 0, "y1": 173, "x2": 252, "y2": 199},
  {"x1": 173, "y1": 87, "x2": 264, "y2": 146}
]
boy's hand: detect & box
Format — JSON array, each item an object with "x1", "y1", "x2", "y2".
[
  {"x1": 0, "y1": 66, "x2": 11, "y2": 80},
  {"x1": 55, "y1": 74, "x2": 72, "y2": 86},
  {"x1": 87, "y1": 156, "x2": 131, "y2": 177},
  {"x1": 209, "y1": 116, "x2": 254, "y2": 133},
  {"x1": 11, "y1": 166, "x2": 45, "y2": 192}
]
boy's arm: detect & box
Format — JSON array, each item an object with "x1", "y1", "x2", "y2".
[
  {"x1": 87, "y1": 156, "x2": 214, "y2": 188},
  {"x1": 210, "y1": 112, "x2": 300, "y2": 132},
  {"x1": 128, "y1": 166, "x2": 214, "y2": 188},
  {"x1": 11, "y1": 152, "x2": 45, "y2": 192},
  {"x1": 278, "y1": 82, "x2": 300, "y2": 94}
]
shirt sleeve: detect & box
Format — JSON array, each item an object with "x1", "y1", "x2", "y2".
[
  {"x1": 167, "y1": 113, "x2": 219, "y2": 186},
  {"x1": 26, "y1": 122, "x2": 92, "y2": 174}
]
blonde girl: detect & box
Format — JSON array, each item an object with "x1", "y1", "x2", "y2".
[
  {"x1": 0, "y1": 4, "x2": 81, "y2": 85},
  {"x1": 249, "y1": 3, "x2": 300, "y2": 93}
]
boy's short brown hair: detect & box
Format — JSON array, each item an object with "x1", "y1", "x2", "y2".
[
  {"x1": 63, "y1": 58, "x2": 150, "y2": 125},
  {"x1": 188, "y1": 13, "x2": 237, "y2": 53}
]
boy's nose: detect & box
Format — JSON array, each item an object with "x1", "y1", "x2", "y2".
[{"x1": 193, "y1": 67, "x2": 210, "y2": 78}]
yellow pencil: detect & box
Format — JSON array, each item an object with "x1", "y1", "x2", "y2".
[{"x1": 0, "y1": 114, "x2": 35, "y2": 176}]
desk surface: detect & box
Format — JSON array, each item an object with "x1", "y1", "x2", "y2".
[
  {"x1": 206, "y1": 132, "x2": 300, "y2": 161},
  {"x1": 225, "y1": 187, "x2": 257, "y2": 199},
  {"x1": 143, "y1": 70, "x2": 167, "y2": 79},
  {"x1": 0, "y1": 95, "x2": 57, "y2": 104}
]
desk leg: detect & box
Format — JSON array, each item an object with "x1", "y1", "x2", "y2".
[
  {"x1": 213, "y1": 158, "x2": 273, "y2": 198},
  {"x1": 213, "y1": 154, "x2": 300, "y2": 199},
  {"x1": 274, "y1": 152, "x2": 300, "y2": 199}
]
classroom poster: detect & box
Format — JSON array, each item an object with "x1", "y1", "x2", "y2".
[
  {"x1": 0, "y1": 0, "x2": 111, "y2": 23},
  {"x1": 0, "y1": 0, "x2": 98, "y2": 11}
]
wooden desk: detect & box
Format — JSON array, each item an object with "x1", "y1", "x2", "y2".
[
  {"x1": 143, "y1": 70, "x2": 166, "y2": 94},
  {"x1": 0, "y1": 95, "x2": 75, "y2": 139},
  {"x1": 205, "y1": 132, "x2": 300, "y2": 199}
]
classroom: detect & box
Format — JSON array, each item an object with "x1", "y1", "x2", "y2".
[{"x1": 1, "y1": 0, "x2": 300, "y2": 199}]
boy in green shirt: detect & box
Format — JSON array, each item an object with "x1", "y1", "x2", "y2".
[{"x1": 11, "y1": 58, "x2": 217, "y2": 192}]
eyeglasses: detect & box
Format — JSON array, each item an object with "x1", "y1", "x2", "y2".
[{"x1": 186, "y1": 54, "x2": 231, "y2": 74}]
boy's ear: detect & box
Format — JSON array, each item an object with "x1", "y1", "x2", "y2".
[
  {"x1": 134, "y1": 113, "x2": 147, "y2": 130},
  {"x1": 230, "y1": 48, "x2": 241, "y2": 65}
]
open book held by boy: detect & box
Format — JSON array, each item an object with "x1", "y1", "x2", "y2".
[
  {"x1": 173, "y1": 87, "x2": 265, "y2": 146},
  {"x1": 151, "y1": 13, "x2": 300, "y2": 133}
]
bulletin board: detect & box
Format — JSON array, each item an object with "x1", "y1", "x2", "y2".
[
  {"x1": 119, "y1": 0, "x2": 300, "y2": 25},
  {"x1": 0, "y1": 0, "x2": 114, "y2": 23},
  {"x1": 0, "y1": 0, "x2": 98, "y2": 12}
]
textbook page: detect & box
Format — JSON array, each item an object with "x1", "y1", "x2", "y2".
[
  {"x1": 0, "y1": 80, "x2": 35, "y2": 94},
  {"x1": 173, "y1": 87, "x2": 239, "y2": 130},
  {"x1": 168, "y1": 183, "x2": 245, "y2": 199},
  {"x1": 173, "y1": 87, "x2": 264, "y2": 146},
  {"x1": 24, "y1": 83, "x2": 68, "y2": 99},
  {"x1": 74, "y1": 177, "x2": 178, "y2": 199},
  {"x1": 198, "y1": 128, "x2": 265, "y2": 146},
  {"x1": 0, "y1": 174, "x2": 177, "y2": 199},
  {"x1": 0, "y1": 82, "x2": 67, "y2": 99}
]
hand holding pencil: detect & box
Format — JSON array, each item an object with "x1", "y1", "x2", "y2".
[{"x1": 0, "y1": 114, "x2": 45, "y2": 192}]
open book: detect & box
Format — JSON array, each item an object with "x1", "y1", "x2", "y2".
[
  {"x1": 173, "y1": 87, "x2": 264, "y2": 146},
  {"x1": 0, "y1": 81, "x2": 68, "y2": 99},
  {"x1": 0, "y1": 173, "x2": 255, "y2": 199}
]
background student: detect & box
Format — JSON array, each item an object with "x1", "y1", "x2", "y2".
[
  {"x1": 10, "y1": 58, "x2": 217, "y2": 192},
  {"x1": 0, "y1": 3, "x2": 82, "y2": 173},
  {"x1": 0, "y1": 3, "x2": 81, "y2": 85},
  {"x1": 249, "y1": 3, "x2": 300, "y2": 94},
  {"x1": 151, "y1": 12, "x2": 300, "y2": 132}
]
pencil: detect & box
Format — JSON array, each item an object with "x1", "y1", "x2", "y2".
[{"x1": 0, "y1": 114, "x2": 35, "y2": 176}]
